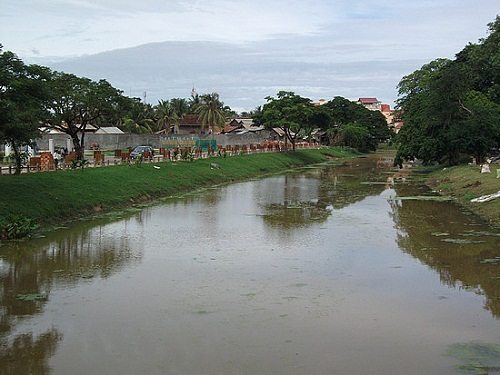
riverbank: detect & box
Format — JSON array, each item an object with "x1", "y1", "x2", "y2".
[
  {"x1": 0, "y1": 147, "x2": 357, "y2": 238},
  {"x1": 425, "y1": 164, "x2": 500, "y2": 227}
]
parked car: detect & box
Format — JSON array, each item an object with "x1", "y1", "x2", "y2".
[{"x1": 130, "y1": 145, "x2": 154, "y2": 159}]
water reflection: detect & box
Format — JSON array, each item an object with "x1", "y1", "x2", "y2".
[
  {"x1": 0, "y1": 217, "x2": 143, "y2": 374},
  {"x1": 262, "y1": 159, "x2": 388, "y2": 229},
  {"x1": 0, "y1": 152, "x2": 499, "y2": 374},
  {"x1": 391, "y1": 186, "x2": 500, "y2": 317},
  {"x1": 0, "y1": 329, "x2": 61, "y2": 375}
]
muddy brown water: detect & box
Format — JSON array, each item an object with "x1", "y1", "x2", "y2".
[{"x1": 0, "y1": 153, "x2": 499, "y2": 374}]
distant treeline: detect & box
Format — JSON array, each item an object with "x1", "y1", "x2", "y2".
[{"x1": 1, "y1": 43, "x2": 391, "y2": 173}]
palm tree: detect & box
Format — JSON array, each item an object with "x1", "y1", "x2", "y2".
[
  {"x1": 155, "y1": 100, "x2": 177, "y2": 133},
  {"x1": 120, "y1": 116, "x2": 154, "y2": 134},
  {"x1": 138, "y1": 103, "x2": 158, "y2": 133},
  {"x1": 195, "y1": 92, "x2": 226, "y2": 133},
  {"x1": 119, "y1": 103, "x2": 157, "y2": 134},
  {"x1": 170, "y1": 98, "x2": 189, "y2": 133}
]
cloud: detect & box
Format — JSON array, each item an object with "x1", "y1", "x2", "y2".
[
  {"x1": 1, "y1": 0, "x2": 330, "y2": 57},
  {"x1": 2, "y1": 0, "x2": 498, "y2": 109}
]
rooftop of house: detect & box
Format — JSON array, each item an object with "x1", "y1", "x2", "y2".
[
  {"x1": 358, "y1": 97, "x2": 380, "y2": 104},
  {"x1": 380, "y1": 104, "x2": 391, "y2": 112},
  {"x1": 312, "y1": 99, "x2": 328, "y2": 106},
  {"x1": 178, "y1": 115, "x2": 202, "y2": 126},
  {"x1": 95, "y1": 126, "x2": 124, "y2": 134}
]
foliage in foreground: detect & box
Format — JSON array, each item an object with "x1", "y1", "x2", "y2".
[{"x1": 0, "y1": 215, "x2": 38, "y2": 240}]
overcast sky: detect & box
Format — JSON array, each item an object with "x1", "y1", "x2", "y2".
[{"x1": 1, "y1": 1, "x2": 498, "y2": 110}]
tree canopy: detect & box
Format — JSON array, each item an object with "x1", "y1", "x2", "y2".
[
  {"x1": 260, "y1": 91, "x2": 390, "y2": 152},
  {"x1": 0, "y1": 46, "x2": 51, "y2": 173},
  {"x1": 194, "y1": 92, "x2": 226, "y2": 133},
  {"x1": 261, "y1": 91, "x2": 313, "y2": 150},
  {"x1": 395, "y1": 16, "x2": 500, "y2": 166},
  {"x1": 323, "y1": 96, "x2": 391, "y2": 151},
  {"x1": 43, "y1": 72, "x2": 125, "y2": 159}
]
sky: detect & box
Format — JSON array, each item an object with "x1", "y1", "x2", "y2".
[{"x1": 1, "y1": 0, "x2": 499, "y2": 111}]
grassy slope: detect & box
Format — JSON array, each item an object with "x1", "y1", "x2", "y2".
[
  {"x1": 0, "y1": 148, "x2": 355, "y2": 225},
  {"x1": 426, "y1": 164, "x2": 500, "y2": 227}
]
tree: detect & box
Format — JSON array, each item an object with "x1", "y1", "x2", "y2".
[
  {"x1": 188, "y1": 89, "x2": 201, "y2": 113},
  {"x1": 395, "y1": 16, "x2": 500, "y2": 166},
  {"x1": 261, "y1": 91, "x2": 312, "y2": 150},
  {"x1": 194, "y1": 92, "x2": 226, "y2": 133},
  {"x1": 155, "y1": 100, "x2": 177, "y2": 133},
  {"x1": 452, "y1": 90, "x2": 500, "y2": 164},
  {"x1": 44, "y1": 72, "x2": 124, "y2": 159},
  {"x1": 169, "y1": 98, "x2": 189, "y2": 133},
  {"x1": 394, "y1": 59, "x2": 454, "y2": 165},
  {"x1": 0, "y1": 47, "x2": 50, "y2": 174},
  {"x1": 323, "y1": 96, "x2": 391, "y2": 151},
  {"x1": 336, "y1": 123, "x2": 372, "y2": 152}
]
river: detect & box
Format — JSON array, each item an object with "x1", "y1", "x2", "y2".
[{"x1": 0, "y1": 152, "x2": 499, "y2": 374}]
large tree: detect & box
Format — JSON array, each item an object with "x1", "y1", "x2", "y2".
[
  {"x1": 395, "y1": 16, "x2": 500, "y2": 166},
  {"x1": 0, "y1": 47, "x2": 50, "y2": 174},
  {"x1": 261, "y1": 91, "x2": 313, "y2": 151},
  {"x1": 323, "y1": 96, "x2": 391, "y2": 151},
  {"x1": 45, "y1": 72, "x2": 124, "y2": 159}
]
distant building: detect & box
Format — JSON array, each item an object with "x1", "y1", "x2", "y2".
[
  {"x1": 177, "y1": 115, "x2": 221, "y2": 134},
  {"x1": 357, "y1": 97, "x2": 382, "y2": 111},
  {"x1": 222, "y1": 118, "x2": 264, "y2": 134},
  {"x1": 312, "y1": 99, "x2": 328, "y2": 106},
  {"x1": 357, "y1": 97, "x2": 402, "y2": 132},
  {"x1": 95, "y1": 127, "x2": 124, "y2": 134}
]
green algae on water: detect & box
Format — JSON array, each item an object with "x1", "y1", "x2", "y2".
[
  {"x1": 16, "y1": 293, "x2": 48, "y2": 302},
  {"x1": 441, "y1": 238, "x2": 486, "y2": 244},
  {"x1": 447, "y1": 342, "x2": 500, "y2": 374},
  {"x1": 392, "y1": 195, "x2": 455, "y2": 201}
]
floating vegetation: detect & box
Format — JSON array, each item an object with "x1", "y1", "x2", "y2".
[
  {"x1": 291, "y1": 283, "x2": 308, "y2": 288},
  {"x1": 16, "y1": 293, "x2": 48, "y2": 302},
  {"x1": 480, "y1": 258, "x2": 500, "y2": 265},
  {"x1": 447, "y1": 342, "x2": 500, "y2": 374},
  {"x1": 441, "y1": 238, "x2": 486, "y2": 244},
  {"x1": 462, "y1": 230, "x2": 500, "y2": 237},
  {"x1": 241, "y1": 293, "x2": 257, "y2": 298},
  {"x1": 392, "y1": 195, "x2": 455, "y2": 201}
]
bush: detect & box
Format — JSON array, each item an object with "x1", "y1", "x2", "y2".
[
  {"x1": 0, "y1": 215, "x2": 38, "y2": 240},
  {"x1": 336, "y1": 123, "x2": 373, "y2": 152}
]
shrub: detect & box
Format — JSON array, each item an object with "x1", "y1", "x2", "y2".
[{"x1": 0, "y1": 215, "x2": 38, "y2": 240}]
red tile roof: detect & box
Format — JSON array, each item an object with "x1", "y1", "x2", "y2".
[
  {"x1": 380, "y1": 104, "x2": 391, "y2": 112},
  {"x1": 178, "y1": 115, "x2": 201, "y2": 126},
  {"x1": 358, "y1": 98, "x2": 380, "y2": 104}
]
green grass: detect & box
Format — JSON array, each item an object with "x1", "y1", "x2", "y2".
[
  {"x1": 0, "y1": 148, "x2": 357, "y2": 228},
  {"x1": 426, "y1": 164, "x2": 500, "y2": 227}
]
